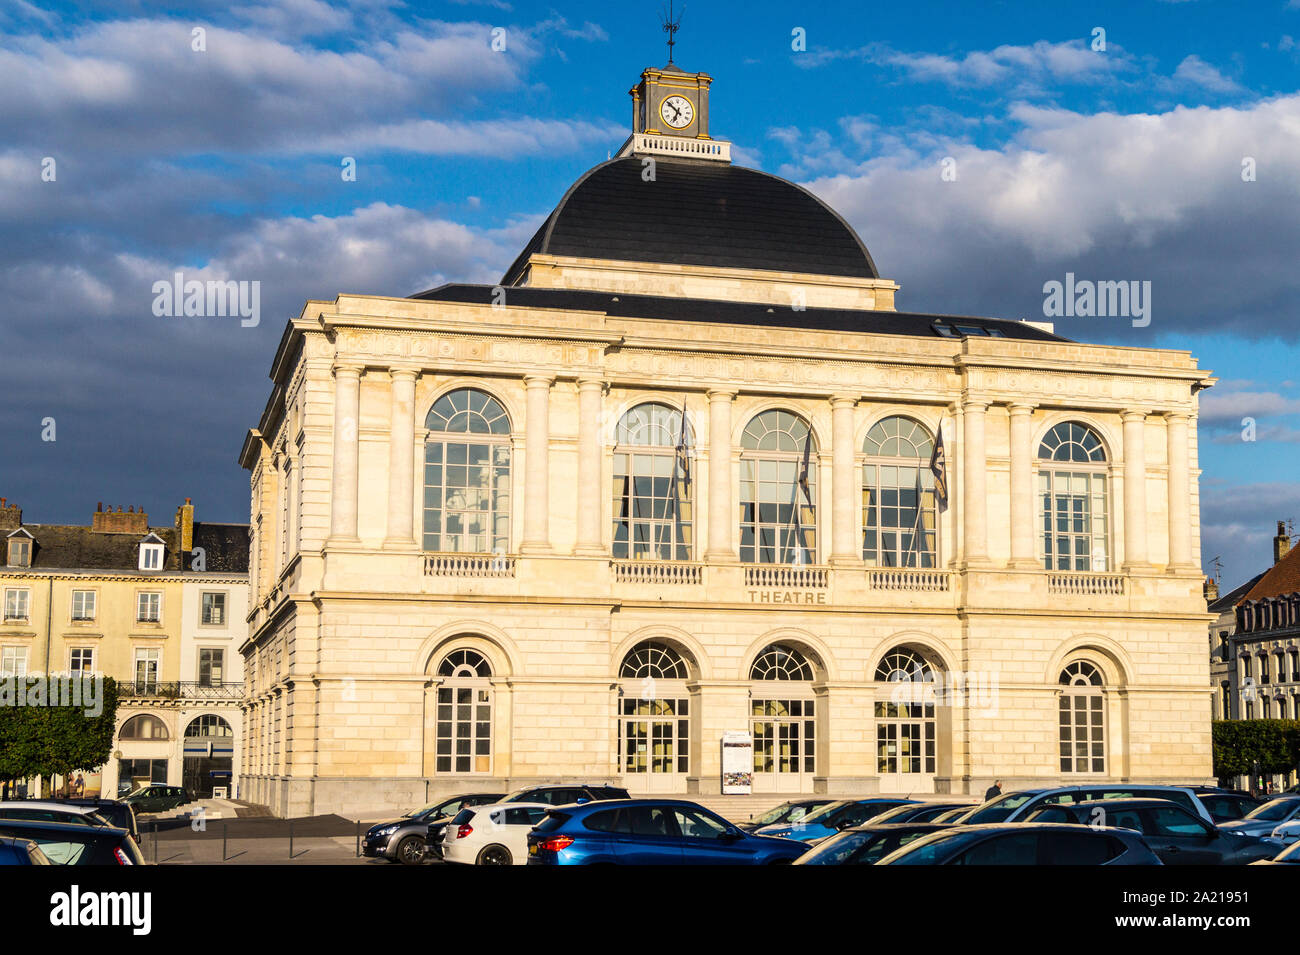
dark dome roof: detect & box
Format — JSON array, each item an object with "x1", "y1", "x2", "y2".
[{"x1": 502, "y1": 157, "x2": 879, "y2": 284}]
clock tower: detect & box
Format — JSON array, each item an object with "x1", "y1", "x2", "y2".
[{"x1": 625, "y1": 64, "x2": 732, "y2": 163}]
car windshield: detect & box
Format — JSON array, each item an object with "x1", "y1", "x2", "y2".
[
  {"x1": 500, "y1": 789, "x2": 534, "y2": 803},
  {"x1": 1244, "y1": 798, "x2": 1300, "y2": 822},
  {"x1": 878, "y1": 829, "x2": 965, "y2": 865},
  {"x1": 752, "y1": 801, "x2": 824, "y2": 827},
  {"x1": 799, "y1": 830, "x2": 873, "y2": 865},
  {"x1": 1276, "y1": 841, "x2": 1300, "y2": 861},
  {"x1": 799, "y1": 801, "x2": 850, "y2": 825},
  {"x1": 403, "y1": 802, "x2": 446, "y2": 819},
  {"x1": 964, "y1": 793, "x2": 1037, "y2": 824}
]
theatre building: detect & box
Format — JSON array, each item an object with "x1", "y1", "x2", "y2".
[{"x1": 239, "y1": 59, "x2": 1215, "y2": 817}]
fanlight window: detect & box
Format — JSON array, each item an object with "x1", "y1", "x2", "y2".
[
  {"x1": 750, "y1": 645, "x2": 814, "y2": 681},
  {"x1": 620, "y1": 641, "x2": 690, "y2": 680},
  {"x1": 184, "y1": 715, "x2": 233, "y2": 738},
  {"x1": 423, "y1": 389, "x2": 511, "y2": 554},
  {"x1": 1059, "y1": 660, "x2": 1105, "y2": 773},
  {"x1": 863, "y1": 416, "x2": 937, "y2": 568},
  {"x1": 1059, "y1": 661, "x2": 1104, "y2": 686},
  {"x1": 120, "y1": 714, "x2": 169, "y2": 740},
  {"x1": 1038, "y1": 421, "x2": 1109, "y2": 572},
  {"x1": 438, "y1": 648, "x2": 492, "y2": 679},
  {"x1": 612, "y1": 403, "x2": 694, "y2": 560},
  {"x1": 874, "y1": 649, "x2": 935, "y2": 683},
  {"x1": 739, "y1": 410, "x2": 818, "y2": 565}
]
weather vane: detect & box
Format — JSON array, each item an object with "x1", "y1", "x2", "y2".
[{"x1": 661, "y1": 1, "x2": 684, "y2": 63}]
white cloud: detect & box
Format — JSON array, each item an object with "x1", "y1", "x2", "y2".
[{"x1": 1169, "y1": 55, "x2": 1243, "y2": 93}]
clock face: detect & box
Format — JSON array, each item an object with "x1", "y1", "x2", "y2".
[{"x1": 660, "y1": 95, "x2": 694, "y2": 129}]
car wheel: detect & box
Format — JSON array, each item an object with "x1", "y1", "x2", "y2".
[
  {"x1": 395, "y1": 836, "x2": 426, "y2": 865},
  {"x1": 477, "y1": 845, "x2": 512, "y2": 866}
]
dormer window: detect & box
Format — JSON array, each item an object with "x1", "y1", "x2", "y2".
[
  {"x1": 138, "y1": 533, "x2": 165, "y2": 571},
  {"x1": 6, "y1": 530, "x2": 32, "y2": 568}
]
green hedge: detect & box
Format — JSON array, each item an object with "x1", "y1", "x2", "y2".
[{"x1": 1212, "y1": 718, "x2": 1300, "y2": 777}]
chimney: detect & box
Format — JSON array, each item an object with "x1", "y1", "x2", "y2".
[
  {"x1": 92, "y1": 504, "x2": 149, "y2": 535},
  {"x1": 1204, "y1": 576, "x2": 1219, "y2": 603},
  {"x1": 0, "y1": 498, "x2": 19, "y2": 530},
  {"x1": 1274, "y1": 521, "x2": 1291, "y2": 565},
  {"x1": 175, "y1": 497, "x2": 194, "y2": 555}
]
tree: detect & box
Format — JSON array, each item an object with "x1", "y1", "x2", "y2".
[
  {"x1": 0, "y1": 677, "x2": 119, "y2": 793},
  {"x1": 1212, "y1": 718, "x2": 1300, "y2": 779}
]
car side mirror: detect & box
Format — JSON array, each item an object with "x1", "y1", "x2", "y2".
[
  {"x1": 721, "y1": 829, "x2": 743, "y2": 842},
  {"x1": 575, "y1": 797, "x2": 590, "y2": 804}
]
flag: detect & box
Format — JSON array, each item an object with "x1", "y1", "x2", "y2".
[
  {"x1": 929, "y1": 426, "x2": 948, "y2": 511},
  {"x1": 659, "y1": 398, "x2": 690, "y2": 558},
  {"x1": 792, "y1": 428, "x2": 814, "y2": 563}
]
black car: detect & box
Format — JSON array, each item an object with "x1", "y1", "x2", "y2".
[
  {"x1": 1194, "y1": 792, "x2": 1262, "y2": 824},
  {"x1": 738, "y1": 799, "x2": 835, "y2": 833},
  {"x1": 50, "y1": 798, "x2": 139, "y2": 841},
  {"x1": 794, "y1": 822, "x2": 955, "y2": 865},
  {"x1": 499, "y1": 784, "x2": 631, "y2": 806},
  {"x1": 362, "y1": 793, "x2": 505, "y2": 864},
  {"x1": 122, "y1": 784, "x2": 193, "y2": 815},
  {"x1": 877, "y1": 823, "x2": 1163, "y2": 865},
  {"x1": 1024, "y1": 798, "x2": 1278, "y2": 865},
  {"x1": 0, "y1": 836, "x2": 52, "y2": 865},
  {"x1": 862, "y1": 802, "x2": 974, "y2": 825},
  {"x1": 0, "y1": 819, "x2": 147, "y2": 865}
]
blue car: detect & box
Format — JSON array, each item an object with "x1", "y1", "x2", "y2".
[
  {"x1": 525, "y1": 799, "x2": 808, "y2": 865},
  {"x1": 754, "y1": 798, "x2": 917, "y2": 842}
]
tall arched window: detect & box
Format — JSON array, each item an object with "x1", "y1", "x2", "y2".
[
  {"x1": 612, "y1": 403, "x2": 694, "y2": 560},
  {"x1": 740, "y1": 410, "x2": 817, "y2": 565},
  {"x1": 873, "y1": 647, "x2": 937, "y2": 781},
  {"x1": 1059, "y1": 661, "x2": 1105, "y2": 774},
  {"x1": 435, "y1": 648, "x2": 493, "y2": 774},
  {"x1": 618, "y1": 641, "x2": 690, "y2": 780},
  {"x1": 862, "y1": 416, "x2": 937, "y2": 568},
  {"x1": 1038, "y1": 422, "x2": 1109, "y2": 572},
  {"x1": 750, "y1": 644, "x2": 816, "y2": 782},
  {"x1": 423, "y1": 389, "x2": 511, "y2": 554}
]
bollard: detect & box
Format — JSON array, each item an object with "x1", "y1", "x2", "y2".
[
  {"x1": 356, "y1": 820, "x2": 361, "y2": 858},
  {"x1": 152, "y1": 822, "x2": 158, "y2": 865},
  {"x1": 222, "y1": 822, "x2": 228, "y2": 862},
  {"x1": 289, "y1": 819, "x2": 294, "y2": 859}
]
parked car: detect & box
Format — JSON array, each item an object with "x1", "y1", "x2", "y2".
[
  {"x1": 738, "y1": 798, "x2": 835, "y2": 833},
  {"x1": 793, "y1": 822, "x2": 955, "y2": 865},
  {"x1": 51, "y1": 798, "x2": 139, "y2": 841},
  {"x1": 498, "y1": 784, "x2": 630, "y2": 805},
  {"x1": 1194, "y1": 791, "x2": 1262, "y2": 824},
  {"x1": 1250, "y1": 839, "x2": 1300, "y2": 865},
  {"x1": 754, "y1": 798, "x2": 916, "y2": 842},
  {"x1": 526, "y1": 799, "x2": 809, "y2": 865},
  {"x1": 865, "y1": 802, "x2": 973, "y2": 825},
  {"x1": 962, "y1": 785, "x2": 1215, "y2": 826},
  {"x1": 440, "y1": 801, "x2": 551, "y2": 865},
  {"x1": 1218, "y1": 796, "x2": 1300, "y2": 839},
  {"x1": 931, "y1": 806, "x2": 976, "y2": 823},
  {"x1": 121, "y1": 785, "x2": 193, "y2": 814},
  {"x1": 1023, "y1": 799, "x2": 1277, "y2": 865},
  {"x1": 876, "y1": 823, "x2": 1163, "y2": 865},
  {"x1": 0, "y1": 801, "x2": 113, "y2": 827},
  {"x1": 0, "y1": 819, "x2": 146, "y2": 865},
  {"x1": 0, "y1": 836, "x2": 52, "y2": 865},
  {"x1": 362, "y1": 792, "x2": 505, "y2": 864}
]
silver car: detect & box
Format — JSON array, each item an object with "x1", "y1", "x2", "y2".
[{"x1": 1219, "y1": 796, "x2": 1300, "y2": 839}]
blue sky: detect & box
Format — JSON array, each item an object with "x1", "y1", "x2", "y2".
[{"x1": 3, "y1": 0, "x2": 1300, "y2": 587}]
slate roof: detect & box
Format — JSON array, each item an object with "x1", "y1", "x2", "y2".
[
  {"x1": 500, "y1": 157, "x2": 880, "y2": 285},
  {"x1": 4, "y1": 522, "x2": 248, "y2": 574},
  {"x1": 409, "y1": 283, "x2": 1069, "y2": 342},
  {"x1": 190, "y1": 523, "x2": 251, "y2": 573}
]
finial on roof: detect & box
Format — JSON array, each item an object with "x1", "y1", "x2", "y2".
[{"x1": 660, "y1": 0, "x2": 683, "y2": 64}]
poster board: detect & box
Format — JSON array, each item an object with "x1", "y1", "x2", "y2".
[{"x1": 721, "y1": 730, "x2": 753, "y2": 794}]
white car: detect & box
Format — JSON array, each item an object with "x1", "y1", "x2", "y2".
[
  {"x1": 440, "y1": 801, "x2": 551, "y2": 865},
  {"x1": 1271, "y1": 819, "x2": 1300, "y2": 845},
  {"x1": 0, "y1": 801, "x2": 111, "y2": 827}
]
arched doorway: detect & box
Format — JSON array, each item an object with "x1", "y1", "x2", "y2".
[
  {"x1": 617, "y1": 641, "x2": 693, "y2": 794},
  {"x1": 748, "y1": 643, "x2": 818, "y2": 793},
  {"x1": 873, "y1": 647, "x2": 940, "y2": 794},
  {"x1": 182, "y1": 714, "x2": 234, "y2": 798}
]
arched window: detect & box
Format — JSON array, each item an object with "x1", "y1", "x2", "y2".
[
  {"x1": 873, "y1": 646, "x2": 938, "y2": 780},
  {"x1": 1038, "y1": 422, "x2": 1109, "y2": 572},
  {"x1": 1059, "y1": 661, "x2": 1105, "y2": 774},
  {"x1": 184, "y1": 715, "x2": 232, "y2": 738},
  {"x1": 618, "y1": 641, "x2": 690, "y2": 778},
  {"x1": 423, "y1": 389, "x2": 511, "y2": 554},
  {"x1": 612, "y1": 403, "x2": 694, "y2": 560},
  {"x1": 740, "y1": 410, "x2": 818, "y2": 565},
  {"x1": 434, "y1": 647, "x2": 493, "y2": 774},
  {"x1": 120, "y1": 714, "x2": 169, "y2": 740},
  {"x1": 750, "y1": 644, "x2": 814, "y2": 681},
  {"x1": 862, "y1": 416, "x2": 937, "y2": 568},
  {"x1": 875, "y1": 648, "x2": 935, "y2": 683},
  {"x1": 750, "y1": 644, "x2": 816, "y2": 780},
  {"x1": 620, "y1": 641, "x2": 690, "y2": 680}
]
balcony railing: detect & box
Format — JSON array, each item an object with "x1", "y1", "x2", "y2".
[
  {"x1": 612, "y1": 560, "x2": 703, "y2": 584},
  {"x1": 1046, "y1": 573, "x2": 1125, "y2": 596},
  {"x1": 118, "y1": 681, "x2": 244, "y2": 700},
  {"x1": 743, "y1": 565, "x2": 829, "y2": 589},
  {"x1": 424, "y1": 553, "x2": 516, "y2": 578},
  {"x1": 869, "y1": 569, "x2": 952, "y2": 592}
]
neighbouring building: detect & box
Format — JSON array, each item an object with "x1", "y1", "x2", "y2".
[
  {"x1": 0, "y1": 497, "x2": 248, "y2": 798},
  {"x1": 239, "y1": 55, "x2": 1216, "y2": 818}
]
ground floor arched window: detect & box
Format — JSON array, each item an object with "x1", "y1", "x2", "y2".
[
  {"x1": 435, "y1": 649, "x2": 493, "y2": 774},
  {"x1": 873, "y1": 648, "x2": 938, "y2": 790},
  {"x1": 1059, "y1": 661, "x2": 1105, "y2": 774},
  {"x1": 617, "y1": 641, "x2": 692, "y2": 792},
  {"x1": 748, "y1": 644, "x2": 817, "y2": 792}
]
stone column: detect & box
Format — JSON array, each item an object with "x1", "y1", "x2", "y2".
[
  {"x1": 1008, "y1": 403, "x2": 1038, "y2": 568},
  {"x1": 829, "y1": 396, "x2": 860, "y2": 563},
  {"x1": 575, "y1": 378, "x2": 605, "y2": 555},
  {"x1": 521, "y1": 375, "x2": 554, "y2": 553},
  {"x1": 1165, "y1": 413, "x2": 1194, "y2": 570},
  {"x1": 329, "y1": 362, "x2": 363, "y2": 542},
  {"x1": 384, "y1": 366, "x2": 419, "y2": 546},
  {"x1": 962, "y1": 398, "x2": 990, "y2": 567},
  {"x1": 705, "y1": 390, "x2": 735, "y2": 560},
  {"x1": 1122, "y1": 410, "x2": 1149, "y2": 570}
]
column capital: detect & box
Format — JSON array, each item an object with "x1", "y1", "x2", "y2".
[
  {"x1": 1007, "y1": 402, "x2": 1037, "y2": 416},
  {"x1": 332, "y1": 361, "x2": 365, "y2": 378},
  {"x1": 576, "y1": 377, "x2": 607, "y2": 393},
  {"x1": 706, "y1": 388, "x2": 736, "y2": 402},
  {"x1": 962, "y1": 396, "x2": 990, "y2": 413},
  {"x1": 1164, "y1": 411, "x2": 1192, "y2": 424},
  {"x1": 387, "y1": 364, "x2": 420, "y2": 382},
  {"x1": 829, "y1": 394, "x2": 858, "y2": 409},
  {"x1": 523, "y1": 373, "x2": 555, "y2": 388},
  {"x1": 1120, "y1": 408, "x2": 1150, "y2": 422}
]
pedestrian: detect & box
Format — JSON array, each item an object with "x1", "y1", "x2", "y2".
[{"x1": 984, "y1": 779, "x2": 1002, "y2": 801}]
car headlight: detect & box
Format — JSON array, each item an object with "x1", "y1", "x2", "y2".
[{"x1": 374, "y1": 825, "x2": 398, "y2": 837}]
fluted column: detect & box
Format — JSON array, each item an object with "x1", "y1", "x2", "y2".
[
  {"x1": 1008, "y1": 403, "x2": 1037, "y2": 568},
  {"x1": 520, "y1": 375, "x2": 554, "y2": 553},
  {"x1": 384, "y1": 366, "x2": 419, "y2": 546},
  {"x1": 1122, "y1": 409, "x2": 1149, "y2": 570},
  {"x1": 1165, "y1": 412, "x2": 1194, "y2": 570},
  {"x1": 705, "y1": 390, "x2": 735, "y2": 560},
  {"x1": 329, "y1": 362, "x2": 363, "y2": 542},
  {"x1": 829, "y1": 395, "x2": 860, "y2": 563},
  {"x1": 575, "y1": 379, "x2": 605, "y2": 554},
  {"x1": 962, "y1": 398, "x2": 990, "y2": 566}
]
